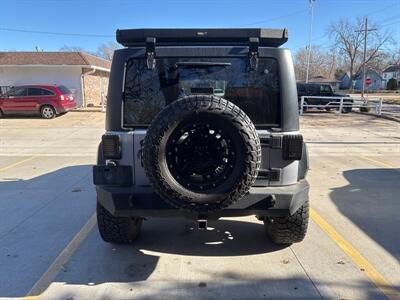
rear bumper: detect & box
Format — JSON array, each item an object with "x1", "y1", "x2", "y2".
[
  {"x1": 95, "y1": 179, "x2": 309, "y2": 220},
  {"x1": 57, "y1": 101, "x2": 77, "y2": 113}
]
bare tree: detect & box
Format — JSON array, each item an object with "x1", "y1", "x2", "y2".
[
  {"x1": 389, "y1": 48, "x2": 400, "y2": 65},
  {"x1": 366, "y1": 50, "x2": 391, "y2": 73},
  {"x1": 59, "y1": 45, "x2": 86, "y2": 52},
  {"x1": 294, "y1": 46, "x2": 337, "y2": 81},
  {"x1": 97, "y1": 42, "x2": 121, "y2": 61},
  {"x1": 328, "y1": 18, "x2": 393, "y2": 91}
]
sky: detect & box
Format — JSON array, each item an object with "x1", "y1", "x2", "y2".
[{"x1": 0, "y1": 0, "x2": 399, "y2": 54}]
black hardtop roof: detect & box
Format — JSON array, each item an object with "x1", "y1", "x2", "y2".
[{"x1": 116, "y1": 28, "x2": 288, "y2": 48}]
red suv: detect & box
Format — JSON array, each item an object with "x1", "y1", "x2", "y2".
[{"x1": 0, "y1": 85, "x2": 77, "y2": 119}]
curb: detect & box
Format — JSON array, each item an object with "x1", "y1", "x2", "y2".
[
  {"x1": 72, "y1": 108, "x2": 104, "y2": 113},
  {"x1": 353, "y1": 111, "x2": 400, "y2": 123}
]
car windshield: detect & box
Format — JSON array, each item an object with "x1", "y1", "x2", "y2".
[{"x1": 123, "y1": 57, "x2": 280, "y2": 127}]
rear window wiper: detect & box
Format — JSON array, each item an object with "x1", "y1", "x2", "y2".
[{"x1": 175, "y1": 62, "x2": 232, "y2": 68}]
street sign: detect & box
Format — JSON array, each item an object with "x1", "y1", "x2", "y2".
[{"x1": 365, "y1": 78, "x2": 372, "y2": 85}]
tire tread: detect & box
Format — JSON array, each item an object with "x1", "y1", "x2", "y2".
[
  {"x1": 97, "y1": 202, "x2": 142, "y2": 244},
  {"x1": 264, "y1": 200, "x2": 309, "y2": 244}
]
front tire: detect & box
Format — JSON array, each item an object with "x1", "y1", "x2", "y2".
[
  {"x1": 40, "y1": 105, "x2": 56, "y2": 119},
  {"x1": 264, "y1": 200, "x2": 309, "y2": 245},
  {"x1": 97, "y1": 202, "x2": 143, "y2": 244},
  {"x1": 342, "y1": 106, "x2": 352, "y2": 113}
]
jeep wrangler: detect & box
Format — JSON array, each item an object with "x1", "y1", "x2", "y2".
[{"x1": 93, "y1": 28, "x2": 309, "y2": 245}]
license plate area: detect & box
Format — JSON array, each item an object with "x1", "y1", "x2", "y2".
[{"x1": 93, "y1": 165, "x2": 132, "y2": 186}]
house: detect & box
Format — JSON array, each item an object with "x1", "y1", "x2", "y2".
[
  {"x1": 0, "y1": 52, "x2": 111, "y2": 107},
  {"x1": 353, "y1": 70, "x2": 384, "y2": 91},
  {"x1": 383, "y1": 65, "x2": 400, "y2": 87},
  {"x1": 337, "y1": 72, "x2": 351, "y2": 90}
]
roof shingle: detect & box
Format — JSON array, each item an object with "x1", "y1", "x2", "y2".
[
  {"x1": 0, "y1": 51, "x2": 111, "y2": 70},
  {"x1": 383, "y1": 65, "x2": 400, "y2": 73}
]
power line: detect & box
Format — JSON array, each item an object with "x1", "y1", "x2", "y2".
[
  {"x1": 238, "y1": 9, "x2": 307, "y2": 27},
  {"x1": 0, "y1": 27, "x2": 113, "y2": 38}
]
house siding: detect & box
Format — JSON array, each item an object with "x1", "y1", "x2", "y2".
[
  {"x1": 82, "y1": 70, "x2": 109, "y2": 107},
  {"x1": 383, "y1": 71, "x2": 400, "y2": 86},
  {"x1": 354, "y1": 71, "x2": 383, "y2": 91}
]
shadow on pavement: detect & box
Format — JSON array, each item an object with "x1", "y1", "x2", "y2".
[
  {"x1": 0, "y1": 165, "x2": 95, "y2": 297},
  {"x1": 139, "y1": 217, "x2": 286, "y2": 256},
  {"x1": 330, "y1": 168, "x2": 400, "y2": 260},
  {"x1": 56, "y1": 217, "x2": 286, "y2": 286},
  {"x1": 0, "y1": 113, "x2": 69, "y2": 119}
]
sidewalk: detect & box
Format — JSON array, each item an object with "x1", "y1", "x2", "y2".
[{"x1": 73, "y1": 106, "x2": 105, "y2": 113}]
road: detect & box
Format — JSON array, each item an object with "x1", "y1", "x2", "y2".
[{"x1": 0, "y1": 112, "x2": 399, "y2": 300}]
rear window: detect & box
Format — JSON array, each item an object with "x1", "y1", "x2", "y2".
[
  {"x1": 28, "y1": 88, "x2": 42, "y2": 96},
  {"x1": 123, "y1": 57, "x2": 280, "y2": 127},
  {"x1": 57, "y1": 85, "x2": 71, "y2": 94},
  {"x1": 42, "y1": 89, "x2": 55, "y2": 95}
]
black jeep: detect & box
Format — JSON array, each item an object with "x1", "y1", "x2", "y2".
[
  {"x1": 297, "y1": 83, "x2": 353, "y2": 113},
  {"x1": 93, "y1": 28, "x2": 309, "y2": 245}
]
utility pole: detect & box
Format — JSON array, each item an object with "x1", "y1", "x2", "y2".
[
  {"x1": 361, "y1": 17, "x2": 368, "y2": 99},
  {"x1": 358, "y1": 17, "x2": 377, "y2": 98},
  {"x1": 305, "y1": 0, "x2": 315, "y2": 83}
]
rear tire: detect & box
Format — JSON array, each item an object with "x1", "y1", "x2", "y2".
[
  {"x1": 342, "y1": 106, "x2": 352, "y2": 113},
  {"x1": 40, "y1": 105, "x2": 56, "y2": 119},
  {"x1": 96, "y1": 202, "x2": 143, "y2": 244},
  {"x1": 264, "y1": 200, "x2": 309, "y2": 245}
]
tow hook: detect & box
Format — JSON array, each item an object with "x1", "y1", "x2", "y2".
[{"x1": 197, "y1": 219, "x2": 208, "y2": 230}]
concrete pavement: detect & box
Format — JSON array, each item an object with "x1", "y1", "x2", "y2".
[{"x1": 0, "y1": 112, "x2": 399, "y2": 299}]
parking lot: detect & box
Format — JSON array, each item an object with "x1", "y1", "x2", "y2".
[{"x1": 0, "y1": 112, "x2": 399, "y2": 299}]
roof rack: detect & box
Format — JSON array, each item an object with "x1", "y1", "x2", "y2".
[{"x1": 116, "y1": 28, "x2": 288, "y2": 48}]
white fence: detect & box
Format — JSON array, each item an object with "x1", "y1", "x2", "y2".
[{"x1": 299, "y1": 96, "x2": 400, "y2": 119}]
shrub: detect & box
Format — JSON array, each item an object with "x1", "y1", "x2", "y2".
[
  {"x1": 360, "y1": 102, "x2": 371, "y2": 112},
  {"x1": 387, "y1": 78, "x2": 398, "y2": 90}
]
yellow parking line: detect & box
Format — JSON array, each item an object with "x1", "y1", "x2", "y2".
[
  {"x1": 360, "y1": 156, "x2": 398, "y2": 169},
  {"x1": 310, "y1": 208, "x2": 400, "y2": 300},
  {"x1": 0, "y1": 156, "x2": 35, "y2": 172}
]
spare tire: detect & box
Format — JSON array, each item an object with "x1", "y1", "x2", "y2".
[{"x1": 142, "y1": 95, "x2": 261, "y2": 212}]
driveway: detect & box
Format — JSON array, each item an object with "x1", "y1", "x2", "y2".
[{"x1": 0, "y1": 112, "x2": 399, "y2": 299}]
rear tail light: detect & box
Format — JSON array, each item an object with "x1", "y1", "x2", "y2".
[
  {"x1": 282, "y1": 135, "x2": 303, "y2": 160},
  {"x1": 102, "y1": 135, "x2": 121, "y2": 159},
  {"x1": 60, "y1": 95, "x2": 74, "y2": 101}
]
